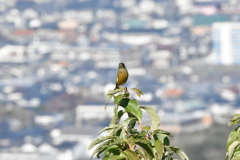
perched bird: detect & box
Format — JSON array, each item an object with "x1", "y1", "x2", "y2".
[{"x1": 114, "y1": 62, "x2": 128, "y2": 90}]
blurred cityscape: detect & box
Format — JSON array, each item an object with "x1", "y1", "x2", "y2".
[{"x1": 0, "y1": 0, "x2": 240, "y2": 160}]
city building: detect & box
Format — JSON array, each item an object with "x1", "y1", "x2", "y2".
[
  {"x1": 0, "y1": 141, "x2": 82, "y2": 160},
  {"x1": 159, "y1": 110, "x2": 212, "y2": 133},
  {"x1": 35, "y1": 113, "x2": 65, "y2": 126},
  {"x1": 76, "y1": 105, "x2": 115, "y2": 125},
  {"x1": 209, "y1": 22, "x2": 240, "y2": 65}
]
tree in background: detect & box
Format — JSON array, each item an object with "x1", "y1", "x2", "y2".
[
  {"x1": 226, "y1": 114, "x2": 240, "y2": 160},
  {"x1": 89, "y1": 87, "x2": 189, "y2": 160}
]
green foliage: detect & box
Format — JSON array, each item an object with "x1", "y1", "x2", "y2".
[
  {"x1": 89, "y1": 87, "x2": 189, "y2": 160},
  {"x1": 228, "y1": 114, "x2": 240, "y2": 127},
  {"x1": 140, "y1": 106, "x2": 160, "y2": 130},
  {"x1": 226, "y1": 114, "x2": 240, "y2": 160},
  {"x1": 131, "y1": 88, "x2": 144, "y2": 97}
]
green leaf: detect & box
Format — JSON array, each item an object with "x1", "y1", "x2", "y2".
[
  {"x1": 105, "y1": 98, "x2": 111, "y2": 110},
  {"x1": 140, "y1": 106, "x2": 160, "y2": 130},
  {"x1": 154, "y1": 140, "x2": 163, "y2": 159},
  {"x1": 95, "y1": 139, "x2": 128, "y2": 159},
  {"x1": 103, "y1": 155, "x2": 126, "y2": 160},
  {"x1": 91, "y1": 139, "x2": 114, "y2": 159},
  {"x1": 134, "y1": 138, "x2": 152, "y2": 146},
  {"x1": 131, "y1": 88, "x2": 144, "y2": 97},
  {"x1": 140, "y1": 131, "x2": 147, "y2": 137},
  {"x1": 123, "y1": 149, "x2": 140, "y2": 160},
  {"x1": 105, "y1": 90, "x2": 123, "y2": 110},
  {"x1": 229, "y1": 114, "x2": 240, "y2": 126},
  {"x1": 153, "y1": 132, "x2": 170, "y2": 146},
  {"x1": 110, "y1": 110, "x2": 126, "y2": 126},
  {"x1": 142, "y1": 125, "x2": 151, "y2": 132},
  {"x1": 226, "y1": 126, "x2": 240, "y2": 151},
  {"x1": 107, "y1": 89, "x2": 123, "y2": 96},
  {"x1": 124, "y1": 92, "x2": 130, "y2": 98},
  {"x1": 119, "y1": 128, "x2": 127, "y2": 139},
  {"x1": 114, "y1": 94, "x2": 124, "y2": 105},
  {"x1": 88, "y1": 136, "x2": 117, "y2": 150},
  {"x1": 225, "y1": 153, "x2": 228, "y2": 160},
  {"x1": 127, "y1": 136, "x2": 135, "y2": 147},
  {"x1": 164, "y1": 152, "x2": 174, "y2": 160},
  {"x1": 232, "y1": 148, "x2": 240, "y2": 160},
  {"x1": 134, "y1": 140, "x2": 154, "y2": 158},
  {"x1": 136, "y1": 148, "x2": 151, "y2": 160},
  {"x1": 92, "y1": 138, "x2": 128, "y2": 159},
  {"x1": 103, "y1": 145, "x2": 120, "y2": 158},
  {"x1": 98, "y1": 125, "x2": 121, "y2": 136},
  {"x1": 113, "y1": 104, "x2": 119, "y2": 115},
  {"x1": 153, "y1": 129, "x2": 173, "y2": 137},
  {"x1": 170, "y1": 146, "x2": 189, "y2": 160},
  {"x1": 228, "y1": 141, "x2": 240, "y2": 160},
  {"x1": 120, "y1": 99, "x2": 142, "y2": 120},
  {"x1": 127, "y1": 112, "x2": 137, "y2": 128},
  {"x1": 225, "y1": 152, "x2": 229, "y2": 160},
  {"x1": 111, "y1": 126, "x2": 124, "y2": 137},
  {"x1": 122, "y1": 117, "x2": 138, "y2": 128}
]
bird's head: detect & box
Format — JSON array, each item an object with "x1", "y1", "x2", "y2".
[{"x1": 119, "y1": 62, "x2": 126, "y2": 69}]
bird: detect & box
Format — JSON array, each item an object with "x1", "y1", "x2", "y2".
[{"x1": 114, "y1": 62, "x2": 128, "y2": 90}]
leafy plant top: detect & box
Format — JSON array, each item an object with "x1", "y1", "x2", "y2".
[{"x1": 89, "y1": 87, "x2": 189, "y2": 160}]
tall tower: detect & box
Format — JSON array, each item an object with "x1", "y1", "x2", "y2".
[{"x1": 211, "y1": 22, "x2": 240, "y2": 65}]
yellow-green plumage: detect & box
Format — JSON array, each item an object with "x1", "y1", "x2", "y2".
[{"x1": 114, "y1": 63, "x2": 128, "y2": 90}]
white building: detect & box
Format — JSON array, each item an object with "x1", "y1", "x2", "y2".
[
  {"x1": 159, "y1": 110, "x2": 212, "y2": 133},
  {"x1": 76, "y1": 105, "x2": 115, "y2": 124},
  {"x1": 35, "y1": 113, "x2": 65, "y2": 126},
  {"x1": 0, "y1": 141, "x2": 81, "y2": 160},
  {"x1": 209, "y1": 22, "x2": 240, "y2": 65}
]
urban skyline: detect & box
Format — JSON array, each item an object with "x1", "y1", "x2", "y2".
[{"x1": 0, "y1": 0, "x2": 240, "y2": 160}]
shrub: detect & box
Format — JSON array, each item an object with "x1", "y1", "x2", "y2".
[
  {"x1": 226, "y1": 114, "x2": 240, "y2": 160},
  {"x1": 89, "y1": 87, "x2": 189, "y2": 160}
]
